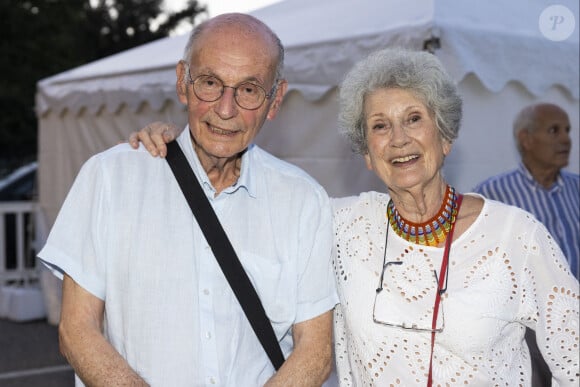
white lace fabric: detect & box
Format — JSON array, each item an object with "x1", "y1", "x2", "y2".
[{"x1": 332, "y1": 192, "x2": 579, "y2": 386}]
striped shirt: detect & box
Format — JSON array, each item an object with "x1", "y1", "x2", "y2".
[{"x1": 474, "y1": 164, "x2": 579, "y2": 279}]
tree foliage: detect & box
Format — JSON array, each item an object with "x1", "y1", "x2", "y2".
[{"x1": 0, "y1": 0, "x2": 206, "y2": 173}]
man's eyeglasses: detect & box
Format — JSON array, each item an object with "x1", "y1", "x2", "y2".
[
  {"x1": 373, "y1": 261, "x2": 447, "y2": 333},
  {"x1": 185, "y1": 64, "x2": 278, "y2": 110}
]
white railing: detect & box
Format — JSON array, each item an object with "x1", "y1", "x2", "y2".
[{"x1": 0, "y1": 201, "x2": 39, "y2": 286}]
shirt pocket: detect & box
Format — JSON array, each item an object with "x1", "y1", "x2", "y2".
[{"x1": 239, "y1": 251, "x2": 296, "y2": 339}]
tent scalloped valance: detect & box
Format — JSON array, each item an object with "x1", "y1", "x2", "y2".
[{"x1": 36, "y1": 0, "x2": 579, "y2": 117}]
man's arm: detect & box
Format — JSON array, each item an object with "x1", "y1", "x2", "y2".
[
  {"x1": 264, "y1": 310, "x2": 334, "y2": 387},
  {"x1": 59, "y1": 274, "x2": 149, "y2": 386}
]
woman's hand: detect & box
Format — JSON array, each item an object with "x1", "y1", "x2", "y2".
[{"x1": 128, "y1": 122, "x2": 182, "y2": 157}]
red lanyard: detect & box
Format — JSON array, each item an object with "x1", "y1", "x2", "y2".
[{"x1": 427, "y1": 194, "x2": 463, "y2": 387}]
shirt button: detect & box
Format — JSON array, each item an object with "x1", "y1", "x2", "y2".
[
  {"x1": 203, "y1": 289, "x2": 210, "y2": 295},
  {"x1": 206, "y1": 331, "x2": 212, "y2": 339},
  {"x1": 209, "y1": 377, "x2": 216, "y2": 384}
]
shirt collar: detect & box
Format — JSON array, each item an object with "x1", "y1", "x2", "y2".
[
  {"x1": 517, "y1": 162, "x2": 563, "y2": 192},
  {"x1": 176, "y1": 126, "x2": 256, "y2": 198}
]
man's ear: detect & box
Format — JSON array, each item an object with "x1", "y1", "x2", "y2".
[
  {"x1": 176, "y1": 61, "x2": 188, "y2": 104},
  {"x1": 266, "y1": 79, "x2": 288, "y2": 120},
  {"x1": 517, "y1": 129, "x2": 530, "y2": 151}
]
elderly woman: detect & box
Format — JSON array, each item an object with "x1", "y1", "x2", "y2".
[
  {"x1": 130, "y1": 48, "x2": 579, "y2": 386},
  {"x1": 330, "y1": 48, "x2": 578, "y2": 386}
]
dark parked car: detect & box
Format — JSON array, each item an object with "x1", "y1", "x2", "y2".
[{"x1": 0, "y1": 162, "x2": 37, "y2": 201}]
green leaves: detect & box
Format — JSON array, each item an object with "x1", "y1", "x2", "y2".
[{"x1": 0, "y1": 0, "x2": 206, "y2": 167}]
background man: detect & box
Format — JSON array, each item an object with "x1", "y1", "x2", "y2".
[{"x1": 474, "y1": 102, "x2": 578, "y2": 278}]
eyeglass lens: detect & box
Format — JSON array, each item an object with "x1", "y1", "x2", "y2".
[{"x1": 192, "y1": 75, "x2": 268, "y2": 110}]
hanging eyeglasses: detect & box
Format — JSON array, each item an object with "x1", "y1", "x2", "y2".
[{"x1": 373, "y1": 261, "x2": 446, "y2": 332}]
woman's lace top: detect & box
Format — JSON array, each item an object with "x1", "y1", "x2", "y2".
[{"x1": 332, "y1": 192, "x2": 579, "y2": 386}]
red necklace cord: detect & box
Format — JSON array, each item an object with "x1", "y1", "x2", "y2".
[{"x1": 426, "y1": 194, "x2": 463, "y2": 387}]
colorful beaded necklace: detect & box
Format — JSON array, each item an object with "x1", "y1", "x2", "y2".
[{"x1": 386, "y1": 185, "x2": 459, "y2": 246}]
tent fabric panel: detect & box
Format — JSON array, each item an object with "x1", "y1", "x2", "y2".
[
  {"x1": 36, "y1": 71, "x2": 180, "y2": 116},
  {"x1": 437, "y1": 25, "x2": 579, "y2": 98},
  {"x1": 35, "y1": 0, "x2": 579, "y2": 117}
]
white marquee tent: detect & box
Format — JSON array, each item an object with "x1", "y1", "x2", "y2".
[{"x1": 35, "y1": 0, "x2": 579, "y2": 322}]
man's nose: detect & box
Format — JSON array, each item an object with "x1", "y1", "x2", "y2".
[{"x1": 214, "y1": 87, "x2": 238, "y2": 118}]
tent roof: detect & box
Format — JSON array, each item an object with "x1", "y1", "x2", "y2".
[{"x1": 36, "y1": 0, "x2": 579, "y2": 116}]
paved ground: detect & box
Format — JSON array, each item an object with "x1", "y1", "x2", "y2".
[{"x1": 0, "y1": 318, "x2": 74, "y2": 387}]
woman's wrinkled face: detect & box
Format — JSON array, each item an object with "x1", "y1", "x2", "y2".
[{"x1": 363, "y1": 88, "x2": 451, "y2": 191}]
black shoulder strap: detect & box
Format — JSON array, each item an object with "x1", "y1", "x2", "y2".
[{"x1": 165, "y1": 140, "x2": 285, "y2": 370}]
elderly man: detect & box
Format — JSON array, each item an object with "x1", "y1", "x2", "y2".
[
  {"x1": 474, "y1": 103, "x2": 579, "y2": 279},
  {"x1": 39, "y1": 13, "x2": 337, "y2": 386}
]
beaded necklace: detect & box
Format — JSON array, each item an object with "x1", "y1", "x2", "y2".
[{"x1": 386, "y1": 185, "x2": 459, "y2": 246}]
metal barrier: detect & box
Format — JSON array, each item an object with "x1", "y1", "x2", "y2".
[{"x1": 0, "y1": 201, "x2": 38, "y2": 286}]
